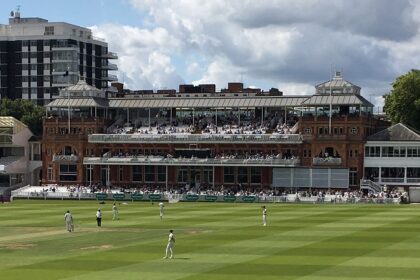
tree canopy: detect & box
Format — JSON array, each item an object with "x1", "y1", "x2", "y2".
[
  {"x1": 0, "y1": 99, "x2": 44, "y2": 136},
  {"x1": 384, "y1": 69, "x2": 420, "y2": 130}
]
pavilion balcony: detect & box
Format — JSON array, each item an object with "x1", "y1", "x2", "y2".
[
  {"x1": 369, "y1": 177, "x2": 420, "y2": 184},
  {"x1": 44, "y1": 117, "x2": 108, "y2": 126},
  {"x1": 380, "y1": 177, "x2": 405, "y2": 183},
  {"x1": 88, "y1": 133, "x2": 303, "y2": 144},
  {"x1": 300, "y1": 114, "x2": 374, "y2": 123},
  {"x1": 83, "y1": 156, "x2": 300, "y2": 167},
  {"x1": 312, "y1": 157, "x2": 342, "y2": 165}
]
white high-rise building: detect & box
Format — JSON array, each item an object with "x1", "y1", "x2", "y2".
[{"x1": 0, "y1": 8, "x2": 118, "y2": 104}]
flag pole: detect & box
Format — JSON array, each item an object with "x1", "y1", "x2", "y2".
[
  {"x1": 65, "y1": 68, "x2": 70, "y2": 133},
  {"x1": 329, "y1": 66, "x2": 333, "y2": 135}
]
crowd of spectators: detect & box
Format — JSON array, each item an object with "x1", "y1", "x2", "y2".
[
  {"x1": 214, "y1": 151, "x2": 297, "y2": 160},
  {"x1": 109, "y1": 111, "x2": 298, "y2": 136},
  {"x1": 106, "y1": 151, "x2": 298, "y2": 161},
  {"x1": 33, "y1": 183, "x2": 407, "y2": 203}
]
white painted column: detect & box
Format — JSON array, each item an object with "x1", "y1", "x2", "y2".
[{"x1": 378, "y1": 167, "x2": 382, "y2": 184}]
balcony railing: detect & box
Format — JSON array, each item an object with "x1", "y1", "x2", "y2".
[
  {"x1": 102, "y1": 52, "x2": 118, "y2": 59},
  {"x1": 51, "y1": 46, "x2": 79, "y2": 51},
  {"x1": 52, "y1": 154, "x2": 79, "y2": 162},
  {"x1": 407, "y1": 178, "x2": 420, "y2": 183},
  {"x1": 380, "y1": 178, "x2": 405, "y2": 183},
  {"x1": 102, "y1": 74, "x2": 118, "y2": 81},
  {"x1": 88, "y1": 133, "x2": 303, "y2": 144},
  {"x1": 103, "y1": 63, "x2": 118, "y2": 70},
  {"x1": 44, "y1": 117, "x2": 108, "y2": 126},
  {"x1": 312, "y1": 157, "x2": 342, "y2": 165},
  {"x1": 367, "y1": 177, "x2": 416, "y2": 184},
  {"x1": 83, "y1": 156, "x2": 300, "y2": 167}
]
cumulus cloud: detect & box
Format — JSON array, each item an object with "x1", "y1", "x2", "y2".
[
  {"x1": 93, "y1": 0, "x2": 420, "y2": 107},
  {"x1": 279, "y1": 82, "x2": 315, "y2": 96},
  {"x1": 191, "y1": 57, "x2": 244, "y2": 88},
  {"x1": 232, "y1": 0, "x2": 418, "y2": 41},
  {"x1": 90, "y1": 24, "x2": 184, "y2": 89}
]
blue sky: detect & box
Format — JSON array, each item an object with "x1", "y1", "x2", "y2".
[
  {"x1": 2, "y1": 0, "x2": 420, "y2": 108},
  {"x1": 0, "y1": 0, "x2": 143, "y2": 27}
]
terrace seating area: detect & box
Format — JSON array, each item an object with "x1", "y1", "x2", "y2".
[
  {"x1": 103, "y1": 151, "x2": 299, "y2": 163},
  {"x1": 214, "y1": 151, "x2": 297, "y2": 160},
  {"x1": 107, "y1": 112, "x2": 298, "y2": 136}
]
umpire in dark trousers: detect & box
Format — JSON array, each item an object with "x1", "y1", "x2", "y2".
[{"x1": 96, "y1": 209, "x2": 102, "y2": 227}]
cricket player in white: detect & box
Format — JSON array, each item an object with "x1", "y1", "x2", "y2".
[
  {"x1": 164, "y1": 229, "x2": 175, "y2": 259},
  {"x1": 112, "y1": 203, "x2": 119, "y2": 220},
  {"x1": 262, "y1": 206, "x2": 267, "y2": 226},
  {"x1": 159, "y1": 202, "x2": 164, "y2": 220},
  {"x1": 64, "y1": 210, "x2": 73, "y2": 232}
]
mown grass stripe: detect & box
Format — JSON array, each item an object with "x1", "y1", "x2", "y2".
[{"x1": 1, "y1": 200, "x2": 420, "y2": 280}]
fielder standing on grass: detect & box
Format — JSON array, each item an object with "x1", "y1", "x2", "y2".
[
  {"x1": 163, "y1": 229, "x2": 175, "y2": 259},
  {"x1": 159, "y1": 201, "x2": 164, "y2": 220},
  {"x1": 64, "y1": 210, "x2": 73, "y2": 232},
  {"x1": 262, "y1": 205, "x2": 267, "y2": 226},
  {"x1": 112, "y1": 203, "x2": 119, "y2": 220}
]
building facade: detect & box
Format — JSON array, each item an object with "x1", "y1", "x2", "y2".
[
  {"x1": 0, "y1": 116, "x2": 42, "y2": 188},
  {"x1": 0, "y1": 9, "x2": 117, "y2": 105},
  {"x1": 364, "y1": 123, "x2": 420, "y2": 190},
  {"x1": 42, "y1": 74, "x2": 388, "y2": 190}
]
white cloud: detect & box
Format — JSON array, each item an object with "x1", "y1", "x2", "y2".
[
  {"x1": 91, "y1": 24, "x2": 184, "y2": 90},
  {"x1": 186, "y1": 62, "x2": 201, "y2": 76},
  {"x1": 192, "y1": 57, "x2": 244, "y2": 88},
  {"x1": 93, "y1": 0, "x2": 420, "y2": 106},
  {"x1": 279, "y1": 83, "x2": 315, "y2": 96}
]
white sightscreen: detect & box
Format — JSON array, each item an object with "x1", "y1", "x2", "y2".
[{"x1": 273, "y1": 168, "x2": 349, "y2": 188}]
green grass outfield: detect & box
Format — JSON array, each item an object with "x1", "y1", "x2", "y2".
[{"x1": 1, "y1": 200, "x2": 420, "y2": 280}]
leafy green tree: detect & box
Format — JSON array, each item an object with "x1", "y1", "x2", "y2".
[
  {"x1": 0, "y1": 99, "x2": 45, "y2": 135},
  {"x1": 384, "y1": 69, "x2": 420, "y2": 130}
]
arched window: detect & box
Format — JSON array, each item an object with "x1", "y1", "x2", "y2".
[{"x1": 64, "y1": 146, "x2": 72, "y2": 155}]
